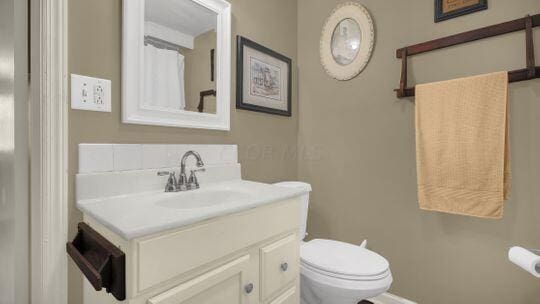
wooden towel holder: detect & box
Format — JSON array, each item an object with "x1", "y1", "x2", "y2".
[{"x1": 395, "y1": 13, "x2": 540, "y2": 98}]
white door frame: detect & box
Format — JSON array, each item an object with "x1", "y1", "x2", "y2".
[{"x1": 30, "y1": 0, "x2": 69, "y2": 303}]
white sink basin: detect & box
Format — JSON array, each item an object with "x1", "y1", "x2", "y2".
[
  {"x1": 156, "y1": 188, "x2": 253, "y2": 209},
  {"x1": 77, "y1": 179, "x2": 306, "y2": 239}
]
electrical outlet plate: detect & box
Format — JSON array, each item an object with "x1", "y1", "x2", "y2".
[{"x1": 71, "y1": 74, "x2": 112, "y2": 112}]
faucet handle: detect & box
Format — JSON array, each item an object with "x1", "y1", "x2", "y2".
[
  {"x1": 188, "y1": 168, "x2": 206, "y2": 189},
  {"x1": 158, "y1": 171, "x2": 178, "y2": 192},
  {"x1": 189, "y1": 168, "x2": 206, "y2": 178}
]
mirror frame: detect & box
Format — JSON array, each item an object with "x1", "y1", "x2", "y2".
[{"x1": 122, "y1": 0, "x2": 231, "y2": 130}]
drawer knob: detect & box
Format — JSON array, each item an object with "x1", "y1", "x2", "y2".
[
  {"x1": 281, "y1": 262, "x2": 289, "y2": 272},
  {"x1": 244, "y1": 283, "x2": 254, "y2": 294}
]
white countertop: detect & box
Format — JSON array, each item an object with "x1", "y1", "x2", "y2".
[{"x1": 77, "y1": 179, "x2": 305, "y2": 240}]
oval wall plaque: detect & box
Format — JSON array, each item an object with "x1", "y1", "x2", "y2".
[{"x1": 320, "y1": 2, "x2": 375, "y2": 81}]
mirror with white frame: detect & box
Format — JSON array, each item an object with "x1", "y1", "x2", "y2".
[{"x1": 122, "y1": 0, "x2": 231, "y2": 130}]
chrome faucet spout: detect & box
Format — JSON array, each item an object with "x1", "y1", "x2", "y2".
[
  {"x1": 178, "y1": 151, "x2": 205, "y2": 191},
  {"x1": 158, "y1": 151, "x2": 206, "y2": 192},
  {"x1": 180, "y1": 150, "x2": 204, "y2": 172}
]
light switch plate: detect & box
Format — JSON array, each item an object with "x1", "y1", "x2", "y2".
[{"x1": 71, "y1": 74, "x2": 112, "y2": 112}]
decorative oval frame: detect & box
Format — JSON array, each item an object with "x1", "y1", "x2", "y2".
[{"x1": 320, "y1": 2, "x2": 375, "y2": 81}]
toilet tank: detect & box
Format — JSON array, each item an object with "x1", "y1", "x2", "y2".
[{"x1": 273, "y1": 181, "x2": 312, "y2": 241}]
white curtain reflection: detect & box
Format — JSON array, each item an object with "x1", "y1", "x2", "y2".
[{"x1": 143, "y1": 44, "x2": 186, "y2": 110}]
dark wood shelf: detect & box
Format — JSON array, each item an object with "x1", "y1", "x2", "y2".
[
  {"x1": 395, "y1": 67, "x2": 540, "y2": 98},
  {"x1": 67, "y1": 222, "x2": 126, "y2": 301},
  {"x1": 395, "y1": 14, "x2": 540, "y2": 98}
]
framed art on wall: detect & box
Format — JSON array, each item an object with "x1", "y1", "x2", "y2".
[
  {"x1": 236, "y1": 36, "x2": 292, "y2": 117},
  {"x1": 320, "y1": 2, "x2": 375, "y2": 81},
  {"x1": 435, "y1": 0, "x2": 487, "y2": 22}
]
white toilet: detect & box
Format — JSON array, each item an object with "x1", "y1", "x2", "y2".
[{"x1": 274, "y1": 182, "x2": 392, "y2": 304}]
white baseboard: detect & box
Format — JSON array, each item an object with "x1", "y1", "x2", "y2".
[{"x1": 369, "y1": 292, "x2": 417, "y2": 304}]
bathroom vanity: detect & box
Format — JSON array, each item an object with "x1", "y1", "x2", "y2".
[
  {"x1": 80, "y1": 195, "x2": 300, "y2": 304},
  {"x1": 71, "y1": 144, "x2": 305, "y2": 304}
]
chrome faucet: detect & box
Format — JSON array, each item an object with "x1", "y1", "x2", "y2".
[
  {"x1": 179, "y1": 150, "x2": 205, "y2": 191},
  {"x1": 157, "y1": 150, "x2": 205, "y2": 192},
  {"x1": 157, "y1": 170, "x2": 177, "y2": 192}
]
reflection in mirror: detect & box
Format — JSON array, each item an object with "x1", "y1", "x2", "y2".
[
  {"x1": 144, "y1": 0, "x2": 217, "y2": 114},
  {"x1": 330, "y1": 18, "x2": 362, "y2": 66}
]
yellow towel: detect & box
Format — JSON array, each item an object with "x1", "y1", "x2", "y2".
[{"x1": 415, "y1": 71, "x2": 510, "y2": 219}]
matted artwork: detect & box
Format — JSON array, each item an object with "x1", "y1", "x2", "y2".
[
  {"x1": 236, "y1": 36, "x2": 292, "y2": 116},
  {"x1": 435, "y1": 0, "x2": 488, "y2": 22}
]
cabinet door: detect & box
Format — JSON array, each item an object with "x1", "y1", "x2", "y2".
[
  {"x1": 147, "y1": 255, "x2": 253, "y2": 304},
  {"x1": 260, "y1": 235, "x2": 299, "y2": 301},
  {"x1": 268, "y1": 287, "x2": 297, "y2": 304}
]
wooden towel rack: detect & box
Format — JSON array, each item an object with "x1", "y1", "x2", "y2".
[{"x1": 395, "y1": 14, "x2": 540, "y2": 98}]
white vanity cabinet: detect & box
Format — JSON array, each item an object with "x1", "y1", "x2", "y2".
[
  {"x1": 146, "y1": 254, "x2": 251, "y2": 304},
  {"x1": 82, "y1": 197, "x2": 301, "y2": 304}
]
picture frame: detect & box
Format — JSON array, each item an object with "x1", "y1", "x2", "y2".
[
  {"x1": 236, "y1": 36, "x2": 292, "y2": 117},
  {"x1": 320, "y1": 2, "x2": 375, "y2": 81},
  {"x1": 435, "y1": 0, "x2": 487, "y2": 23}
]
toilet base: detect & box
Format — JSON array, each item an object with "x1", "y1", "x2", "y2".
[
  {"x1": 301, "y1": 297, "x2": 374, "y2": 304},
  {"x1": 301, "y1": 296, "x2": 375, "y2": 304}
]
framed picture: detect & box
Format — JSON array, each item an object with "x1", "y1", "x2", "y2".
[
  {"x1": 236, "y1": 36, "x2": 292, "y2": 116},
  {"x1": 435, "y1": 0, "x2": 487, "y2": 23},
  {"x1": 320, "y1": 2, "x2": 375, "y2": 81}
]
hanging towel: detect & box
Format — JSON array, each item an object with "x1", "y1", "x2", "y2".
[
  {"x1": 144, "y1": 44, "x2": 186, "y2": 110},
  {"x1": 415, "y1": 71, "x2": 510, "y2": 219}
]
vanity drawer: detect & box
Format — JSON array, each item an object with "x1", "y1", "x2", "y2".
[
  {"x1": 260, "y1": 234, "x2": 299, "y2": 301},
  {"x1": 137, "y1": 199, "x2": 299, "y2": 292},
  {"x1": 147, "y1": 255, "x2": 251, "y2": 304}
]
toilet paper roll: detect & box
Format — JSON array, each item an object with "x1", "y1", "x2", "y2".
[{"x1": 508, "y1": 246, "x2": 540, "y2": 278}]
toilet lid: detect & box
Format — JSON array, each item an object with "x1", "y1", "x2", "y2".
[{"x1": 301, "y1": 239, "x2": 389, "y2": 277}]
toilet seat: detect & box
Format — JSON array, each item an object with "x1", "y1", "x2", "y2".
[
  {"x1": 300, "y1": 239, "x2": 391, "y2": 281},
  {"x1": 299, "y1": 239, "x2": 393, "y2": 303},
  {"x1": 300, "y1": 260, "x2": 392, "y2": 292},
  {"x1": 301, "y1": 260, "x2": 391, "y2": 281},
  {"x1": 272, "y1": 180, "x2": 393, "y2": 303}
]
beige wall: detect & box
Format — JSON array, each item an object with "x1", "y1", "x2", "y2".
[
  {"x1": 298, "y1": 0, "x2": 540, "y2": 303},
  {"x1": 68, "y1": 0, "x2": 540, "y2": 303},
  {"x1": 68, "y1": 0, "x2": 298, "y2": 303}
]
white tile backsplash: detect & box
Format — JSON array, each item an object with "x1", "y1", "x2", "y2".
[
  {"x1": 195, "y1": 145, "x2": 225, "y2": 165},
  {"x1": 165, "y1": 144, "x2": 191, "y2": 167},
  {"x1": 79, "y1": 144, "x2": 238, "y2": 174},
  {"x1": 113, "y1": 144, "x2": 142, "y2": 171},
  {"x1": 218, "y1": 145, "x2": 238, "y2": 164},
  {"x1": 76, "y1": 164, "x2": 242, "y2": 201},
  {"x1": 142, "y1": 145, "x2": 171, "y2": 169},
  {"x1": 79, "y1": 144, "x2": 114, "y2": 173}
]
